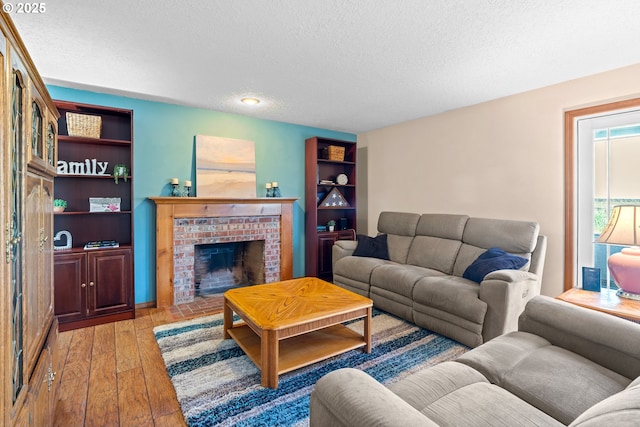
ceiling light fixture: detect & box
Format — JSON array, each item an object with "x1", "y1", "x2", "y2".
[{"x1": 241, "y1": 97, "x2": 261, "y2": 105}]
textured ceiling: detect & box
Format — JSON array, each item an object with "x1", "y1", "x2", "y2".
[{"x1": 9, "y1": 0, "x2": 640, "y2": 133}]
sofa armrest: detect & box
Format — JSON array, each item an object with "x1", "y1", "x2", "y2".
[
  {"x1": 310, "y1": 368, "x2": 437, "y2": 427},
  {"x1": 478, "y1": 270, "x2": 540, "y2": 343},
  {"x1": 528, "y1": 234, "x2": 547, "y2": 280},
  {"x1": 332, "y1": 240, "x2": 358, "y2": 271}
]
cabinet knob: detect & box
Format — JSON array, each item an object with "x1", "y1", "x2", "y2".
[
  {"x1": 81, "y1": 283, "x2": 86, "y2": 288},
  {"x1": 89, "y1": 281, "x2": 95, "y2": 287}
]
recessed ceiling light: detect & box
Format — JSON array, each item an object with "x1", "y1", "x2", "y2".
[{"x1": 241, "y1": 97, "x2": 261, "y2": 105}]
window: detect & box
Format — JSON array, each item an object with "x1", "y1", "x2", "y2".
[{"x1": 565, "y1": 99, "x2": 640, "y2": 291}]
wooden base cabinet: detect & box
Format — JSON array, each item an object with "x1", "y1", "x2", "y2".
[
  {"x1": 317, "y1": 230, "x2": 356, "y2": 280},
  {"x1": 54, "y1": 248, "x2": 133, "y2": 331}
]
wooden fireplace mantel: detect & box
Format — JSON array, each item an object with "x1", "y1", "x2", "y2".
[{"x1": 149, "y1": 197, "x2": 297, "y2": 307}]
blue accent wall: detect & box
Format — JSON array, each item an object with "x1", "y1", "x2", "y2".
[{"x1": 47, "y1": 85, "x2": 356, "y2": 304}]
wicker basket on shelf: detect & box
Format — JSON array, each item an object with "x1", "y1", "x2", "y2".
[
  {"x1": 66, "y1": 112, "x2": 102, "y2": 138},
  {"x1": 327, "y1": 145, "x2": 345, "y2": 161}
]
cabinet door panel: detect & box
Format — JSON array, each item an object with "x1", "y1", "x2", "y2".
[
  {"x1": 88, "y1": 249, "x2": 132, "y2": 316},
  {"x1": 53, "y1": 253, "x2": 87, "y2": 322},
  {"x1": 29, "y1": 344, "x2": 51, "y2": 427},
  {"x1": 46, "y1": 321, "x2": 60, "y2": 417},
  {"x1": 41, "y1": 176, "x2": 55, "y2": 328},
  {"x1": 318, "y1": 234, "x2": 338, "y2": 280},
  {"x1": 25, "y1": 174, "x2": 43, "y2": 374}
]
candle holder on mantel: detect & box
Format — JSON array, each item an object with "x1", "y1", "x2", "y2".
[
  {"x1": 170, "y1": 178, "x2": 192, "y2": 197},
  {"x1": 183, "y1": 180, "x2": 192, "y2": 197},
  {"x1": 170, "y1": 178, "x2": 181, "y2": 197},
  {"x1": 271, "y1": 182, "x2": 282, "y2": 197}
]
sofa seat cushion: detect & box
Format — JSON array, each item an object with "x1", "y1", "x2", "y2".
[
  {"x1": 457, "y1": 331, "x2": 630, "y2": 425},
  {"x1": 389, "y1": 361, "x2": 562, "y2": 427},
  {"x1": 456, "y1": 331, "x2": 551, "y2": 383},
  {"x1": 370, "y1": 264, "x2": 445, "y2": 299},
  {"x1": 501, "y1": 346, "x2": 630, "y2": 425},
  {"x1": 334, "y1": 255, "x2": 393, "y2": 284},
  {"x1": 569, "y1": 382, "x2": 640, "y2": 426},
  {"x1": 413, "y1": 276, "x2": 486, "y2": 324}
]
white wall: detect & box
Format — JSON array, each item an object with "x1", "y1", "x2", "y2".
[{"x1": 357, "y1": 63, "x2": 640, "y2": 297}]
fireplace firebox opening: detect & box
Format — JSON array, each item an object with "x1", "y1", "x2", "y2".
[{"x1": 193, "y1": 240, "x2": 265, "y2": 295}]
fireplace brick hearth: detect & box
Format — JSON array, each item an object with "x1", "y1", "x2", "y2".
[{"x1": 150, "y1": 197, "x2": 297, "y2": 307}]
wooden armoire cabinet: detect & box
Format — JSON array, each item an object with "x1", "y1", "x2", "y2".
[{"x1": 1, "y1": 11, "x2": 60, "y2": 427}]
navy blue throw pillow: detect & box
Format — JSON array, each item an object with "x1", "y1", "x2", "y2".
[
  {"x1": 463, "y1": 247, "x2": 528, "y2": 283},
  {"x1": 352, "y1": 234, "x2": 390, "y2": 260}
]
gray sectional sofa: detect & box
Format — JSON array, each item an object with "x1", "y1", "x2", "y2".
[
  {"x1": 310, "y1": 296, "x2": 640, "y2": 426},
  {"x1": 332, "y1": 211, "x2": 547, "y2": 347}
]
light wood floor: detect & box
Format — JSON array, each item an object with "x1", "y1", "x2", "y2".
[{"x1": 53, "y1": 297, "x2": 223, "y2": 427}]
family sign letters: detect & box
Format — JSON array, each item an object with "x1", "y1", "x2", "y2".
[{"x1": 57, "y1": 158, "x2": 109, "y2": 175}]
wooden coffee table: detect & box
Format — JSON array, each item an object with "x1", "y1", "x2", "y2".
[{"x1": 223, "y1": 277, "x2": 373, "y2": 388}]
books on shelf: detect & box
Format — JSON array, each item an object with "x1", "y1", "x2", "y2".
[{"x1": 84, "y1": 240, "x2": 119, "y2": 250}]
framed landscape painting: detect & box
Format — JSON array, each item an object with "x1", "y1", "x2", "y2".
[{"x1": 195, "y1": 135, "x2": 257, "y2": 198}]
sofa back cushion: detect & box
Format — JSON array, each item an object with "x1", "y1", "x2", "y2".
[
  {"x1": 452, "y1": 218, "x2": 540, "y2": 277},
  {"x1": 377, "y1": 211, "x2": 420, "y2": 264},
  {"x1": 406, "y1": 214, "x2": 468, "y2": 274}
]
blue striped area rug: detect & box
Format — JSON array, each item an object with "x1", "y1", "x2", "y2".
[{"x1": 153, "y1": 309, "x2": 468, "y2": 426}]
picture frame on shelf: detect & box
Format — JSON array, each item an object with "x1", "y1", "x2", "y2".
[{"x1": 89, "y1": 197, "x2": 121, "y2": 212}]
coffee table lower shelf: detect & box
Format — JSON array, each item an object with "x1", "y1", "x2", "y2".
[{"x1": 227, "y1": 323, "x2": 366, "y2": 376}]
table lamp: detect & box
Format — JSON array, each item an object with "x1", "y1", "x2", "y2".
[{"x1": 596, "y1": 205, "x2": 640, "y2": 300}]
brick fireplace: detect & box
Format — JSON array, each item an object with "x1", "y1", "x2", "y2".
[
  {"x1": 174, "y1": 216, "x2": 279, "y2": 303},
  {"x1": 150, "y1": 197, "x2": 296, "y2": 307}
]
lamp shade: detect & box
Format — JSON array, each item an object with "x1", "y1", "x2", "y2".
[{"x1": 596, "y1": 205, "x2": 640, "y2": 246}]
